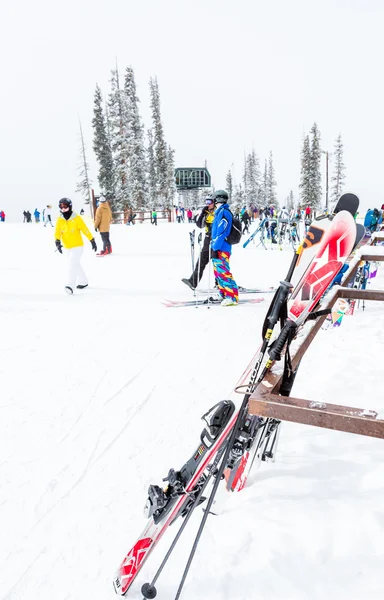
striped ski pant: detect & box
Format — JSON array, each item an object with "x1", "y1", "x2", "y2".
[{"x1": 212, "y1": 251, "x2": 239, "y2": 302}]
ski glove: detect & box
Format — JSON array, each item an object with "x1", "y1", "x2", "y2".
[
  {"x1": 55, "y1": 240, "x2": 63, "y2": 254},
  {"x1": 90, "y1": 238, "x2": 97, "y2": 252}
]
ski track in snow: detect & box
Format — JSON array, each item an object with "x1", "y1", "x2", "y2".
[{"x1": 0, "y1": 222, "x2": 383, "y2": 600}]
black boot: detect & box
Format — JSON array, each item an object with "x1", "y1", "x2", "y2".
[{"x1": 181, "y1": 278, "x2": 195, "y2": 291}]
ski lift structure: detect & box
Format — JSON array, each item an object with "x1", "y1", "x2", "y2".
[{"x1": 174, "y1": 167, "x2": 212, "y2": 213}]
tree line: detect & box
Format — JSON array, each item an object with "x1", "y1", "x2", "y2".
[{"x1": 77, "y1": 65, "x2": 346, "y2": 213}]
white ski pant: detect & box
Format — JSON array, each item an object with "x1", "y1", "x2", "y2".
[{"x1": 65, "y1": 246, "x2": 87, "y2": 290}]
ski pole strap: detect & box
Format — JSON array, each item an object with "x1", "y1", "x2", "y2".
[
  {"x1": 267, "y1": 281, "x2": 293, "y2": 329},
  {"x1": 306, "y1": 308, "x2": 332, "y2": 320}
]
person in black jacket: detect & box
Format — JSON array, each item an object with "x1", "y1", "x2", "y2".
[
  {"x1": 182, "y1": 196, "x2": 216, "y2": 291},
  {"x1": 241, "y1": 208, "x2": 250, "y2": 234}
]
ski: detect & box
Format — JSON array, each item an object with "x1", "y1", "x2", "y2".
[
  {"x1": 113, "y1": 353, "x2": 262, "y2": 596},
  {"x1": 113, "y1": 208, "x2": 358, "y2": 597},
  {"x1": 197, "y1": 286, "x2": 275, "y2": 295},
  {"x1": 162, "y1": 297, "x2": 265, "y2": 308},
  {"x1": 242, "y1": 218, "x2": 267, "y2": 248}
]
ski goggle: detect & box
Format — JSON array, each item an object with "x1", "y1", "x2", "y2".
[
  {"x1": 205, "y1": 198, "x2": 215, "y2": 206},
  {"x1": 59, "y1": 204, "x2": 70, "y2": 211}
]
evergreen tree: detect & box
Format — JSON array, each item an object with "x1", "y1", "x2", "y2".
[
  {"x1": 309, "y1": 122, "x2": 322, "y2": 209},
  {"x1": 92, "y1": 85, "x2": 115, "y2": 202},
  {"x1": 260, "y1": 159, "x2": 268, "y2": 206},
  {"x1": 286, "y1": 190, "x2": 295, "y2": 212},
  {"x1": 76, "y1": 121, "x2": 92, "y2": 203},
  {"x1": 149, "y1": 77, "x2": 169, "y2": 207},
  {"x1": 233, "y1": 183, "x2": 244, "y2": 209},
  {"x1": 124, "y1": 66, "x2": 147, "y2": 209},
  {"x1": 267, "y1": 151, "x2": 277, "y2": 207},
  {"x1": 108, "y1": 67, "x2": 131, "y2": 209},
  {"x1": 299, "y1": 134, "x2": 311, "y2": 207},
  {"x1": 245, "y1": 150, "x2": 261, "y2": 206},
  {"x1": 226, "y1": 169, "x2": 233, "y2": 201},
  {"x1": 331, "y1": 133, "x2": 346, "y2": 203},
  {"x1": 165, "y1": 144, "x2": 176, "y2": 207},
  {"x1": 147, "y1": 128, "x2": 157, "y2": 206}
]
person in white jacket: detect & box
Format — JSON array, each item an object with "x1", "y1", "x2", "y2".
[{"x1": 44, "y1": 205, "x2": 53, "y2": 227}]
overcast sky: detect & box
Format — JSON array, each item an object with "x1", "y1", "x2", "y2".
[{"x1": 1, "y1": 0, "x2": 383, "y2": 219}]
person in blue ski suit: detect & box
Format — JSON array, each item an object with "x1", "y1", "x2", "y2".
[{"x1": 210, "y1": 190, "x2": 239, "y2": 306}]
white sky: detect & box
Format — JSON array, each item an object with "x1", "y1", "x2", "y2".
[{"x1": 1, "y1": 0, "x2": 383, "y2": 219}]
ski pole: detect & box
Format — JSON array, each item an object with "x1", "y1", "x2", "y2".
[
  {"x1": 207, "y1": 243, "x2": 212, "y2": 309},
  {"x1": 189, "y1": 231, "x2": 196, "y2": 297},
  {"x1": 141, "y1": 444, "x2": 226, "y2": 600},
  {"x1": 195, "y1": 232, "x2": 203, "y2": 308}
]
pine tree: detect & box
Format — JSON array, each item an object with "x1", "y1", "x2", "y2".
[
  {"x1": 299, "y1": 134, "x2": 311, "y2": 208},
  {"x1": 233, "y1": 183, "x2": 244, "y2": 209},
  {"x1": 245, "y1": 150, "x2": 261, "y2": 206},
  {"x1": 92, "y1": 85, "x2": 115, "y2": 202},
  {"x1": 286, "y1": 190, "x2": 295, "y2": 212},
  {"x1": 165, "y1": 144, "x2": 176, "y2": 208},
  {"x1": 108, "y1": 67, "x2": 131, "y2": 209},
  {"x1": 226, "y1": 170, "x2": 233, "y2": 201},
  {"x1": 124, "y1": 66, "x2": 147, "y2": 209},
  {"x1": 331, "y1": 133, "x2": 346, "y2": 203},
  {"x1": 147, "y1": 128, "x2": 157, "y2": 206},
  {"x1": 267, "y1": 151, "x2": 277, "y2": 207},
  {"x1": 309, "y1": 122, "x2": 322, "y2": 209},
  {"x1": 149, "y1": 77, "x2": 169, "y2": 207},
  {"x1": 260, "y1": 159, "x2": 268, "y2": 206},
  {"x1": 76, "y1": 121, "x2": 92, "y2": 203}
]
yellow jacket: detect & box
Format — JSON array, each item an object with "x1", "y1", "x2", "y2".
[{"x1": 55, "y1": 213, "x2": 93, "y2": 249}]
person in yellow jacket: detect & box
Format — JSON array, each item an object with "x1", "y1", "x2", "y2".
[
  {"x1": 94, "y1": 196, "x2": 113, "y2": 255},
  {"x1": 55, "y1": 198, "x2": 97, "y2": 294}
]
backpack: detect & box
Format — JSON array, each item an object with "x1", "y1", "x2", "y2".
[{"x1": 225, "y1": 210, "x2": 242, "y2": 245}]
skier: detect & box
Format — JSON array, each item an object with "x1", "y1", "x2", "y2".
[
  {"x1": 34, "y1": 208, "x2": 40, "y2": 223},
  {"x1": 151, "y1": 209, "x2": 158, "y2": 226},
  {"x1": 181, "y1": 196, "x2": 216, "y2": 291},
  {"x1": 44, "y1": 205, "x2": 53, "y2": 227},
  {"x1": 54, "y1": 198, "x2": 97, "y2": 294},
  {"x1": 210, "y1": 190, "x2": 239, "y2": 306},
  {"x1": 187, "y1": 208, "x2": 193, "y2": 223},
  {"x1": 94, "y1": 196, "x2": 112, "y2": 255},
  {"x1": 241, "y1": 208, "x2": 250, "y2": 234}
]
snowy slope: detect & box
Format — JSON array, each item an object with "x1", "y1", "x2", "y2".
[{"x1": 0, "y1": 222, "x2": 383, "y2": 600}]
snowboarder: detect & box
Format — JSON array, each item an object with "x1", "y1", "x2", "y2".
[
  {"x1": 54, "y1": 198, "x2": 97, "y2": 294},
  {"x1": 210, "y1": 190, "x2": 239, "y2": 306},
  {"x1": 182, "y1": 196, "x2": 216, "y2": 291},
  {"x1": 94, "y1": 196, "x2": 112, "y2": 255}
]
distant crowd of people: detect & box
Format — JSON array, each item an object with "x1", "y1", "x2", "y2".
[{"x1": 23, "y1": 206, "x2": 54, "y2": 226}]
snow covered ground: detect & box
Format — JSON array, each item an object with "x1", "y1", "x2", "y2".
[{"x1": 0, "y1": 220, "x2": 383, "y2": 600}]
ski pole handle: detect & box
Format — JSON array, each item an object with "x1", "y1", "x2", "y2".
[
  {"x1": 267, "y1": 281, "x2": 293, "y2": 329},
  {"x1": 268, "y1": 320, "x2": 297, "y2": 362}
]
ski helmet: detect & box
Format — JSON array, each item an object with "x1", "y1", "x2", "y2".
[
  {"x1": 213, "y1": 190, "x2": 229, "y2": 203},
  {"x1": 59, "y1": 198, "x2": 72, "y2": 210}
]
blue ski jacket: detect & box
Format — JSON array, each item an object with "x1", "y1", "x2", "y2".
[{"x1": 211, "y1": 203, "x2": 232, "y2": 254}]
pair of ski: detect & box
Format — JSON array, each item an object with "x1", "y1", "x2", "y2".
[
  {"x1": 162, "y1": 297, "x2": 265, "y2": 308},
  {"x1": 113, "y1": 194, "x2": 361, "y2": 598}
]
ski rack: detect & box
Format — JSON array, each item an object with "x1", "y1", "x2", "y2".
[
  {"x1": 247, "y1": 277, "x2": 384, "y2": 439},
  {"x1": 342, "y1": 245, "x2": 384, "y2": 288}
]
